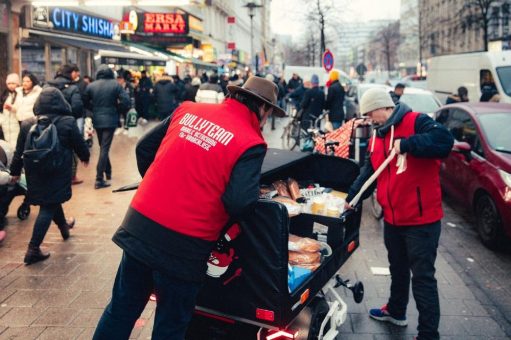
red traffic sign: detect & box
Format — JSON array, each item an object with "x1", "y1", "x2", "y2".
[{"x1": 322, "y1": 49, "x2": 334, "y2": 72}]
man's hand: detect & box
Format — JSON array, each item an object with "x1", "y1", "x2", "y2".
[
  {"x1": 9, "y1": 176, "x2": 20, "y2": 184},
  {"x1": 393, "y1": 139, "x2": 402, "y2": 154},
  {"x1": 344, "y1": 202, "x2": 353, "y2": 211}
]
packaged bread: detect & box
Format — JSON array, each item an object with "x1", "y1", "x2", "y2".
[
  {"x1": 273, "y1": 180, "x2": 291, "y2": 198},
  {"x1": 273, "y1": 196, "x2": 301, "y2": 216},
  {"x1": 288, "y1": 251, "x2": 321, "y2": 266},
  {"x1": 288, "y1": 234, "x2": 322, "y2": 253},
  {"x1": 287, "y1": 178, "x2": 304, "y2": 202}
]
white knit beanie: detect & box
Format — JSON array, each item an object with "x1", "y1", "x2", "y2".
[
  {"x1": 6, "y1": 73, "x2": 20, "y2": 85},
  {"x1": 359, "y1": 88, "x2": 395, "y2": 115}
]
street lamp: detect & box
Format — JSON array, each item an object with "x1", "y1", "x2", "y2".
[{"x1": 244, "y1": 2, "x2": 262, "y2": 71}]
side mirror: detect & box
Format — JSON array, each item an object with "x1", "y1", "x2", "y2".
[{"x1": 452, "y1": 141, "x2": 472, "y2": 161}]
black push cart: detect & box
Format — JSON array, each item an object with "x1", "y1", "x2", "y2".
[{"x1": 186, "y1": 149, "x2": 365, "y2": 340}]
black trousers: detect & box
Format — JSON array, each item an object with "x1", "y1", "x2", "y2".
[
  {"x1": 29, "y1": 203, "x2": 67, "y2": 248},
  {"x1": 384, "y1": 221, "x2": 441, "y2": 340},
  {"x1": 96, "y1": 128, "x2": 115, "y2": 181}
]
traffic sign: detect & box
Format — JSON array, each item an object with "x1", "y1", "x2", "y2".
[{"x1": 322, "y1": 49, "x2": 334, "y2": 72}]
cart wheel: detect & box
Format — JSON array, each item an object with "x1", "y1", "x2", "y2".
[
  {"x1": 307, "y1": 297, "x2": 330, "y2": 340},
  {"x1": 17, "y1": 204, "x2": 30, "y2": 220},
  {"x1": 352, "y1": 281, "x2": 364, "y2": 304}
]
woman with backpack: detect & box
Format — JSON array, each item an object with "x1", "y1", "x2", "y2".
[{"x1": 10, "y1": 87, "x2": 90, "y2": 265}]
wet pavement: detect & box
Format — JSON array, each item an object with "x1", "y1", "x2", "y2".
[{"x1": 0, "y1": 117, "x2": 509, "y2": 339}]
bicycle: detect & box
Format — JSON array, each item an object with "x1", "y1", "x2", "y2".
[{"x1": 281, "y1": 110, "x2": 326, "y2": 151}]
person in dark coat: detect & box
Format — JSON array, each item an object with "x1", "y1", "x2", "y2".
[
  {"x1": 135, "y1": 70, "x2": 153, "y2": 120},
  {"x1": 84, "y1": 65, "x2": 130, "y2": 189},
  {"x1": 286, "y1": 73, "x2": 302, "y2": 93},
  {"x1": 9, "y1": 87, "x2": 90, "y2": 265},
  {"x1": 300, "y1": 74, "x2": 325, "y2": 129},
  {"x1": 446, "y1": 86, "x2": 469, "y2": 104},
  {"x1": 183, "y1": 77, "x2": 201, "y2": 102},
  {"x1": 153, "y1": 74, "x2": 179, "y2": 120},
  {"x1": 390, "y1": 83, "x2": 405, "y2": 104},
  {"x1": 47, "y1": 64, "x2": 85, "y2": 185},
  {"x1": 325, "y1": 69, "x2": 346, "y2": 129}
]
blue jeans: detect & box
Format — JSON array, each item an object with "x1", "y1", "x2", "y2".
[
  {"x1": 93, "y1": 252, "x2": 202, "y2": 340},
  {"x1": 384, "y1": 221, "x2": 441, "y2": 340}
]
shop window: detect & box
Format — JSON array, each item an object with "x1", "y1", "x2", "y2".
[
  {"x1": 51, "y1": 47, "x2": 63, "y2": 79},
  {"x1": 67, "y1": 48, "x2": 78, "y2": 65},
  {"x1": 21, "y1": 43, "x2": 46, "y2": 82}
]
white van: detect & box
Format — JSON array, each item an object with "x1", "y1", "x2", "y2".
[{"x1": 427, "y1": 51, "x2": 511, "y2": 103}]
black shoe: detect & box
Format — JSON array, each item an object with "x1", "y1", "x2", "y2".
[
  {"x1": 95, "y1": 180, "x2": 111, "y2": 189},
  {"x1": 58, "y1": 217, "x2": 75, "y2": 241},
  {"x1": 24, "y1": 246, "x2": 50, "y2": 265},
  {"x1": 106, "y1": 174, "x2": 112, "y2": 180}
]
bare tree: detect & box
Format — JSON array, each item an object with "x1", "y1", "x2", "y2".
[
  {"x1": 458, "y1": 0, "x2": 510, "y2": 51},
  {"x1": 368, "y1": 22, "x2": 401, "y2": 76}
]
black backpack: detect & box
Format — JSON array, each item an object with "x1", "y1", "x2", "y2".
[{"x1": 23, "y1": 116, "x2": 64, "y2": 175}]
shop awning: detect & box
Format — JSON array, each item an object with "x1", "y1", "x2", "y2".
[{"x1": 26, "y1": 29, "x2": 166, "y2": 66}]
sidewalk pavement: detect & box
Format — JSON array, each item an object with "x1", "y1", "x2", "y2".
[{"x1": 0, "y1": 117, "x2": 507, "y2": 339}]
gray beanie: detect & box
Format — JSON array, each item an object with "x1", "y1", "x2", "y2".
[{"x1": 359, "y1": 88, "x2": 395, "y2": 115}]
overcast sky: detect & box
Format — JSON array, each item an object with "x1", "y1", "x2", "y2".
[{"x1": 270, "y1": 0, "x2": 401, "y2": 39}]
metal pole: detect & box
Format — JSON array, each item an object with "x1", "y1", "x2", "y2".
[{"x1": 250, "y1": 14, "x2": 254, "y2": 71}]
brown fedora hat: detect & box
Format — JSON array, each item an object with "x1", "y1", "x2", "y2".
[{"x1": 227, "y1": 76, "x2": 286, "y2": 117}]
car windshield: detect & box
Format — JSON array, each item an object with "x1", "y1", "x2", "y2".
[
  {"x1": 478, "y1": 113, "x2": 511, "y2": 153},
  {"x1": 496, "y1": 66, "x2": 511, "y2": 96},
  {"x1": 399, "y1": 93, "x2": 440, "y2": 113}
]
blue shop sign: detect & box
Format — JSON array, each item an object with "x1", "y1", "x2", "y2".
[{"x1": 50, "y1": 7, "x2": 114, "y2": 39}]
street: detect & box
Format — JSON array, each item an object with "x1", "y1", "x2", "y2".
[{"x1": 0, "y1": 118, "x2": 509, "y2": 339}]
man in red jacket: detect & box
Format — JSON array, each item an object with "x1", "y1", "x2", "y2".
[
  {"x1": 93, "y1": 77, "x2": 284, "y2": 340},
  {"x1": 346, "y1": 88, "x2": 454, "y2": 340}
]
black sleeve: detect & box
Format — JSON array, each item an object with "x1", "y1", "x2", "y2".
[
  {"x1": 346, "y1": 153, "x2": 376, "y2": 204},
  {"x1": 10, "y1": 120, "x2": 34, "y2": 176},
  {"x1": 117, "y1": 85, "x2": 131, "y2": 115},
  {"x1": 221, "y1": 145, "x2": 266, "y2": 219},
  {"x1": 135, "y1": 116, "x2": 171, "y2": 177},
  {"x1": 83, "y1": 86, "x2": 92, "y2": 111},
  {"x1": 325, "y1": 87, "x2": 333, "y2": 110},
  {"x1": 300, "y1": 90, "x2": 311, "y2": 110},
  {"x1": 399, "y1": 113, "x2": 454, "y2": 158}
]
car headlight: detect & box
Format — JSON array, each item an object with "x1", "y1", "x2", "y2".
[{"x1": 498, "y1": 169, "x2": 511, "y2": 187}]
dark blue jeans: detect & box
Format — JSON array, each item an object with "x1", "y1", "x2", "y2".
[
  {"x1": 30, "y1": 203, "x2": 67, "y2": 247},
  {"x1": 93, "y1": 252, "x2": 202, "y2": 340},
  {"x1": 384, "y1": 221, "x2": 441, "y2": 340},
  {"x1": 95, "y1": 128, "x2": 114, "y2": 181}
]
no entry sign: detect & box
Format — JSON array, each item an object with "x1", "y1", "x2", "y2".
[{"x1": 323, "y1": 49, "x2": 334, "y2": 72}]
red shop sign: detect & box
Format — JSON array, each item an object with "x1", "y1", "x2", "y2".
[{"x1": 143, "y1": 13, "x2": 189, "y2": 34}]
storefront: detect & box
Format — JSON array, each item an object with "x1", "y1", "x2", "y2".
[
  {"x1": 121, "y1": 9, "x2": 218, "y2": 77},
  {"x1": 20, "y1": 6, "x2": 166, "y2": 82},
  {"x1": 0, "y1": 1, "x2": 9, "y2": 94}
]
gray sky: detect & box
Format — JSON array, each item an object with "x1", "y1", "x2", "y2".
[{"x1": 271, "y1": 0, "x2": 401, "y2": 39}]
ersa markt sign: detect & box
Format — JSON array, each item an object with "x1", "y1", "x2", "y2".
[{"x1": 322, "y1": 49, "x2": 334, "y2": 72}]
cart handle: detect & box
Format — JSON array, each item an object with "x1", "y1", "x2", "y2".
[{"x1": 112, "y1": 181, "x2": 141, "y2": 193}]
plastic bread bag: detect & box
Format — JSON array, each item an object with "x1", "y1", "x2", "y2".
[
  {"x1": 288, "y1": 250, "x2": 321, "y2": 266},
  {"x1": 288, "y1": 234, "x2": 322, "y2": 252},
  {"x1": 259, "y1": 184, "x2": 276, "y2": 199},
  {"x1": 287, "y1": 178, "x2": 305, "y2": 202},
  {"x1": 273, "y1": 196, "x2": 301, "y2": 217}
]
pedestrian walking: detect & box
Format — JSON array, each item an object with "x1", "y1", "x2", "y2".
[
  {"x1": 135, "y1": 70, "x2": 153, "y2": 120},
  {"x1": 13, "y1": 72, "x2": 42, "y2": 123},
  {"x1": 183, "y1": 77, "x2": 201, "y2": 102},
  {"x1": 345, "y1": 88, "x2": 454, "y2": 340},
  {"x1": 390, "y1": 83, "x2": 406, "y2": 104},
  {"x1": 47, "y1": 64, "x2": 85, "y2": 185},
  {"x1": 153, "y1": 73, "x2": 179, "y2": 120},
  {"x1": 195, "y1": 74, "x2": 225, "y2": 103},
  {"x1": 300, "y1": 74, "x2": 325, "y2": 129},
  {"x1": 93, "y1": 76, "x2": 285, "y2": 340},
  {"x1": 0, "y1": 73, "x2": 21, "y2": 148},
  {"x1": 84, "y1": 65, "x2": 130, "y2": 189},
  {"x1": 0, "y1": 139, "x2": 14, "y2": 243},
  {"x1": 325, "y1": 69, "x2": 345, "y2": 129},
  {"x1": 9, "y1": 87, "x2": 90, "y2": 265}
]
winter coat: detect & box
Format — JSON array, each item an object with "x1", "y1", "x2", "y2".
[
  {"x1": 84, "y1": 66, "x2": 131, "y2": 129},
  {"x1": 0, "y1": 90, "x2": 20, "y2": 148},
  {"x1": 183, "y1": 83, "x2": 199, "y2": 102},
  {"x1": 135, "y1": 76, "x2": 153, "y2": 116},
  {"x1": 325, "y1": 80, "x2": 345, "y2": 123},
  {"x1": 153, "y1": 76, "x2": 179, "y2": 115},
  {"x1": 300, "y1": 86, "x2": 325, "y2": 124},
  {"x1": 47, "y1": 75, "x2": 84, "y2": 119},
  {"x1": 12, "y1": 85, "x2": 42, "y2": 122},
  {"x1": 390, "y1": 91, "x2": 401, "y2": 104},
  {"x1": 10, "y1": 87, "x2": 90, "y2": 205},
  {"x1": 196, "y1": 83, "x2": 225, "y2": 103}
]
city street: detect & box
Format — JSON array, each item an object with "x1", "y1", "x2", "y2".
[{"x1": 0, "y1": 118, "x2": 509, "y2": 339}]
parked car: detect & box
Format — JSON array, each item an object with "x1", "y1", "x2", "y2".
[
  {"x1": 435, "y1": 102, "x2": 511, "y2": 249},
  {"x1": 398, "y1": 88, "x2": 442, "y2": 118}
]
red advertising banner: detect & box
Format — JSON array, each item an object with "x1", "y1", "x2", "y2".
[{"x1": 143, "y1": 13, "x2": 188, "y2": 34}]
